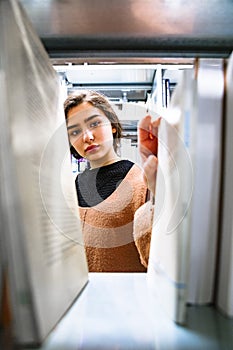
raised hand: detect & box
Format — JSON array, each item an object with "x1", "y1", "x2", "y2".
[
  {"x1": 138, "y1": 115, "x2": 161, "y2": 196},
  {"x1": 138, "y1": 115, "x2": 160, "y2": 161}
]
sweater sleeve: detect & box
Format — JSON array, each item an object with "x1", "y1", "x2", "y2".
[{"x1": 133, "y1": 200, "x2": 154, "y2": 268}]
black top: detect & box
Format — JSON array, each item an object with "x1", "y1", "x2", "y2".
[{"x1": 76, "y1": 160, "x2": 134, "y2": 207}]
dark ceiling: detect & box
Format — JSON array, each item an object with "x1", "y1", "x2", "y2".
[
  {"x1": 19, "y1": 0, "x2": 233, "y2": 60},
  {"x1": 6, "y1": 1, "x2": 232, "y2": 139}
]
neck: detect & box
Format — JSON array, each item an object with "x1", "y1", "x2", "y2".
[{"x1": 90, "y1": 155, "x2": 121, "y2": 169}]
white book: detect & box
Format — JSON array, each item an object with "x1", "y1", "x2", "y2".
[
  {"x1": 188, "y1": 59, "x2": 224, "y2": 304},
  {"x1": 0, "y1": 0, "x2": 88, "y2": 346},
  {"x1": 147, "y1": 69, "x2": 194, "y2": 324},
  {"x1": 217, "y1": 52, "x2": 233, "y2": 317}
]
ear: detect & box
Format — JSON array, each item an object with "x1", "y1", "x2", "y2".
[{"x1": 112, "y1": 127, "x2": 117, "y2": 134}]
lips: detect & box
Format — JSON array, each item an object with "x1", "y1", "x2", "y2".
[{"x1": 85, "y1": 144, "x2": 99, "y2": 153}]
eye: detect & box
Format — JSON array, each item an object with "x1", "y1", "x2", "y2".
[
  {"x1": 69, "y1": 128, "x2": 81, "y2": 137},
  {"x1": 89, "y1": 120, "x2": 101, "y2": 128}
]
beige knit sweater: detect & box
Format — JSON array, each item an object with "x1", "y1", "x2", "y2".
[
  {"x1": 79, "y1": 164, "x2": 150, "y2": 272},
  {"x1": 133, "y1": 200, "x2": 154, "y2": 268}
]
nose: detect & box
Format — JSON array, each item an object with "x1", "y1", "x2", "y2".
[{"x1": 82, "y1": 128, "x2": 94, "y2": 143}]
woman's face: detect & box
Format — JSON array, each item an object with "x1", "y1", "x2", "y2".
[{"x1": 67, "y1": 101, "x2": 117, "y2": 168}]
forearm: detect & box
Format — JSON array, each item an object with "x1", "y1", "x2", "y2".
[
  {"x1": 133, "y1": 199, "x2": 154, "y2": 268},
  {"x1": 142, "y1": 154, "x2": 158, "y2": 196}
]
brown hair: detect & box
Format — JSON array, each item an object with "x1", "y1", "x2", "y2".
[{"x1": 64, "y1": 90, "x2": 122, "y2": 159}]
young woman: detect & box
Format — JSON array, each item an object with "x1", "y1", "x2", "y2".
[{"x1": 64, "y1": 90, "x2": 158, "y2": 272}]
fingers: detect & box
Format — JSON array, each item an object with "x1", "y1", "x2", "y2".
[
  {"x1": 150, "y1": 117, "x2": 161, "y2": 138},
  {"x1": 138, "y1": 115, "x2": 161, "y2": 131},
  {"x1": 138, "y1": 115, "x2": 152, "y2": 143},
  {"x1": 138, "y1": 115, "x2": 160, "y2": 174},
  {"x1": 138, "y1": 115, "x2": 152, "y2": 132},
  {"x1": 138, "y1": 115, "x2": 161, "y2": 140},
  {"x1": 138, "y1": 115, "x2": 160, "y2": 195}
]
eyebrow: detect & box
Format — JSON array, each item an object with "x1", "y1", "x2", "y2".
[{"x1": 67, "y1": 114, "x2": 100, "y2": 130}]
